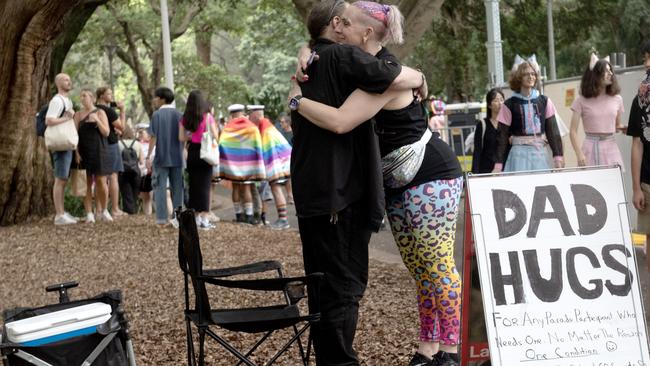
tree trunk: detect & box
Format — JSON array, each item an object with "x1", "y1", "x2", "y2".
[
  {"x1": 291, "y1": 0, "x2": 443, "y2": 60},
  {"x1": 0, "y1": 0, "x2": 104, "y2": 225},
  {"x1": 389, "y1": 0, "x2": 444, "y2": 60},
  {"x1": 194, "y1": 32, "x2": 212, "y2": 66}
]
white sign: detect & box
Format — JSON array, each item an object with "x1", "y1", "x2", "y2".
[{"x1": 467, "y1": 167, "x2": 649, "y2": 366}]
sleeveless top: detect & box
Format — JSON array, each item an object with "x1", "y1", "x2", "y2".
[
  {"x1": 78, "y1": 109, "x2": 111, "y2": 176},
  {"x1": 374, "y1": 98, "x2": 462, "y2": 196}
]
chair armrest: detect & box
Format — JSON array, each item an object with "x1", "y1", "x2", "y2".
[
  {"x1": 202, "y1": 260, "x2": 282, "y2": 278},
  {"x1": 200, "y1": 272, "x2": 323, "y2": 292}
]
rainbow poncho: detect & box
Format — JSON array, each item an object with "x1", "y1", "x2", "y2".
[
  {"x1": 258, "y1": 118, "x2": 292, "y2": 182},
  {"x1": 218, "y1": 117, "x2": 265, "y2": 181}
]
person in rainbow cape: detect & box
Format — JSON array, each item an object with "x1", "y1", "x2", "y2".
[
  {"x1": 248, "y1": 105, "x2": 292, "y2": 230},
  {"x1": 218, "y1": 103, "x2": 265, "y2": 224}
]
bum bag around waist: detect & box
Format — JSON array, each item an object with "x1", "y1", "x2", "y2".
[{"x1": 381, "y1": 128, "x2": 432, "y2": 189}]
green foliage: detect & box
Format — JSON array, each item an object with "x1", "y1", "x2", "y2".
[
  {"x1": 407, "y1": 0, "x2": 488, "y2": 101},
  {"x1": 410, "y1": 0, "x2": 650, "y2": 104},
  {"x1": 64, "y1": 186, "x2": 85, "y2": 218},
  {"x1": 237, "y1": 0, "x2": 308, "y2": 119},
  {"x1": 174, "y1": 50, "x2": 252, "y2": 113},
  {"x1": 63, "y1": 0, "x2": 650, "y2": 116}
]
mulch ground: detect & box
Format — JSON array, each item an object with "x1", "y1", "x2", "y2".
[{"x1": 0, "y1": 215, "x2": 419, "y2": 365}]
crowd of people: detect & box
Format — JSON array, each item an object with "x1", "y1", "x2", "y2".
[
  {"x1": 38, "y1": 0, "x2": 650, "y2": 365},
  {"x1": 470, "y1": 44, "x2": 650, "y2": 276},
  {"x1": 44, "y1": 80, "x2": 294, "y2": 231}
]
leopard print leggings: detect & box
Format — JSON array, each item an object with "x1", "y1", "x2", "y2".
[{"x1": 387, "y1": 177, "x2": 463, "y2": 344}]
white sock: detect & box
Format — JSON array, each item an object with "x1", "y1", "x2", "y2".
[
  {"x1": 234, "y1": 202, "x2": 243, "y2": 214},
  {"x1": 244, "y1": 203, "x2": 253, "y2": 215}
]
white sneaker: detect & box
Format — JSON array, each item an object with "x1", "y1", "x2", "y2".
[
  {"x1": 206, "y1": 212, "x2": 221, "y2": 223},
  {"x1": 86, "y1": 213, "x2": 95, "y2": 223},
  {"x1": 101, "y1": 210, "x2": 113, "y2": 222},
  {"x1": 63, "y1": 212, "x2": 78, "y2": 223},
  {"x1": 199, "y1": 217, "x2": 215, "y2": 230},
  {"x1": 170, "y1": 217, "x2": 179, "y2": 229},
  {"x1": 54, "y1": 214, "x2": 76, "y2": 225}
]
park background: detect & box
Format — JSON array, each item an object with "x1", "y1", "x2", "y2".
[
  {"x1": 0, "y1": 0, "x2": 649, "y2": 225},
  {"x1": 1, "y1": 1, "x2": 650, "y2": 365}
]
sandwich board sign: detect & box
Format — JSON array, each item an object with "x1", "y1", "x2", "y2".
[{"x1": 466, "y1": 166, "x2": 649, "y2": 365}]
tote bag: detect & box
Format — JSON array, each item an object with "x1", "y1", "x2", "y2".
[
  {"x1": 45, "y1": 119, "x2": 78, "y2": 151},
  {"x1": 200, "y1": 125, "x2": 219, "y2": 166},
  {"x1": 70, "y1": 165, "x2": 87, "y2": 197}
]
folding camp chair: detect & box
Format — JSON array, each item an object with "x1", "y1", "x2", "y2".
[
  {"x1": 177, "y1": 208, "x2": 322, "y2": 366},
  {"x1": 0, "y1": 282, "x2": 136, "y2": 366}
]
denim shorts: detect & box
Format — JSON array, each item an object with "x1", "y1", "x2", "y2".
[
  {"x1": 52, "y1": 150, "x2": 73, "y2": 179},
  {"x1": 108, "y1": 143, "x2": 124, "y2": 173}
]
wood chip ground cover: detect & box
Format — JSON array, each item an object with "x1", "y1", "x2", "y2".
[{"x1": 0, "y1": 215, "x2": 418, "y2": 365}]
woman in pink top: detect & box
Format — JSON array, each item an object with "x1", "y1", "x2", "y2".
[
  {"x1": 570, "y1": 56, "x2": 625, "y2": 168},
  {"x1": 179, "y1": 90, "x2": 219, "y2": 229}
]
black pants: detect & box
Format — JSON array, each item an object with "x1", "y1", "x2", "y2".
[
  {"x1": 298, "y1": 201, "x2": 371, "y2": 366},
  {"x1": 186, "y1": 143, "x2": 212, "y2": 212},
  {"x1": 119, "y1": 171, "x2": 140, "y2": 214}
]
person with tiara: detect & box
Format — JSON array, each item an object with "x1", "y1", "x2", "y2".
[
  {"x1": 570, "y1": 53, "x2": 625, "y2": 169},
  {"x1": 492, "y1": 55, "x2": 564, "y2": 173}
]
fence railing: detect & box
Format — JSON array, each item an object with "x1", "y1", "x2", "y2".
[{"x1": 431, "y1": 125, "x2": 477, "y2": 172}]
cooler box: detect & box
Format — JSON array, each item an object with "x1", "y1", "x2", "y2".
[{"x1": 4, "y1": 303, "x2": 112, "y2": 346}]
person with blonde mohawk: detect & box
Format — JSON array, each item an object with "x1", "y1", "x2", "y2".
[
  {"x1": 290, "y1": 1, "x2": 460, "y2": 365},
  {"x1": 288, "y1": 0, "x2": 428, "y2": 364}
]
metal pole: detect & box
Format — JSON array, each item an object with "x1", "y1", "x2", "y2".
[
  {"x1": 107, "y1": 47, "x2": 114, "y2": 91},
  {"x1": 484, "y1": 0, "x2": 504, "y2": 87},
  {"x1": 160, "y1": 0, "x2": 174, "y2": 90},
  {"x1": 547, "y1": 0, "x2": 557, "y2": 80}
]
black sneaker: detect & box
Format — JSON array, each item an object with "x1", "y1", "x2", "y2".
[
  {"x1": 409, "y1": 352, "x2": 433, "y2": 366},
  {"x1": 247, "y1": 214, "x2": 260, "y2": 225},
  {"x1": 431, "y1": 351, "x2": 459, "y2": 366},
  {"x1": 235, "y1": 213, "x2": 245, "y2": 223},
  {"x1": 260, "y1": 212, "x2": 270, "y2": 225}
]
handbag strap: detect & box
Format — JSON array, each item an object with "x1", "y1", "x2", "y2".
[
  {"x1": 80, "y1": 109, "x2": 99, "y2": 124},
  {"x1": 205, "y1": 113, "x2": 215, "y2": 139},
  {"x1": 120, "y1": 138, "x2": 136, "y2": 149},
  {"x1": 57, "y1": 95, "x2": 66, "y2": 118}
]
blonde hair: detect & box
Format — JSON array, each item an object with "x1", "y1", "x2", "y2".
[
  {"x1": 352, "y1": 1, "x2": 404, "y2": 46},
  {"x1": 80, "y1": 88, "x2": 96, "y2": 100}
]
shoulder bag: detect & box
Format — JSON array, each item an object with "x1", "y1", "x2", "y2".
[
  {"x1": 200, "y1": 117, "x2": 219, "y2": 165},
  {"x1": 44, "y1": 105, "x2": 79, "y2": 151}
]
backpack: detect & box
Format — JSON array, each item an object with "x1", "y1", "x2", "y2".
[
  {"x1": 120, "y1": 139, "x2": 141, "y2": 175},
  {"x1": 35, "y1": 95, "x2": 65, "y2": 137}
]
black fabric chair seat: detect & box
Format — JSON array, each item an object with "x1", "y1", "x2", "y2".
[
  {"x1": 186, "y1": 304, "x2": 313, "y2": 333},
  {"x1": 177, "y1": 208, "x2": 322, "y2": 365}
]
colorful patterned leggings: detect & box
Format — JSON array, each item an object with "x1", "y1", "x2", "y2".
[{"x1": 386, "y1": 178, "x2": 463, "y2": 344}]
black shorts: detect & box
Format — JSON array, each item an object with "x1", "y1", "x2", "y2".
[{"x1": 139, "y1": 175, "x2": 153, "y2": 192}]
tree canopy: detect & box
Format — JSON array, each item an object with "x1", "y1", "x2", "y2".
[
  {"x1": 63, "y1": 0, "x2": 649, "y2": 123},
  {"x1": 1, "y1": 0, "x2": 649, "y2": 224}
]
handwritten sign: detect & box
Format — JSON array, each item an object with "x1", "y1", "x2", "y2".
[{"x1": 467, "y1": 167, "x2": 649, "y2": 366}]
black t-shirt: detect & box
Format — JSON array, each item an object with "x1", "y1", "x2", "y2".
[
  {"x1": 95, "y1": 104, "x2": 119, "y2": 144},
  {"x1": 290, "y1": 38, "x2": 401, "y2": 218},
  {"x1": 472, "y1": 118, "x2": 504, "y2": 173},
  {"x1": 627, "y1": 96, "x2": 650, "y2": 184}
]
